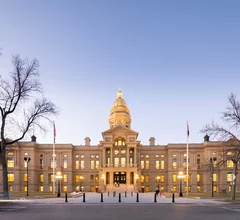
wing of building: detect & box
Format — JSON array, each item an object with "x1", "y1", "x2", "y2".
[{"x1": 1, "y1": 90, "x2": 238, "y2": 194}]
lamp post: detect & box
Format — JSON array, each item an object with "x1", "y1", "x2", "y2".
[
  {"x1": 210, "y1": 157, "x2": 217, "y2": 197},
  {"x1": 24, "y1": 157, "x2": 31, "y2": 196},
  {"x1": 156, "y1": 175, "x2": 160, "y2": 193},
  {"x1": 56, "y1": 171, "x2": 62, "y2": 197},
  {"x1": 135, "y1": 174, "x2": 139, "y2": 192},
  {"x1": 178, "y1": 171, "x2": 184, "y2": 197},
  {"x1": 80, "y1": 175, "x2": 84, "y2": 192}
]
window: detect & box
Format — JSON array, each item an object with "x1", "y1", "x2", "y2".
[
  {"x1": 91, "y1": 154, "x2": 94, "y2": 158},
  {"x1": 76, "y1": 160, "x2": 79, "y2": 169},
  {"x1": 141, "y1": 160, "x2": 144, "y2": 169},
  {"x1": 145, "y1": 186, "x2": 150, "y2": 192},
  {"x1": 146, "y1": 155, "x2": 149, "y2": 158},
  {"x1": 227, "y1": 160, "x2": 234, "y2": 168},
  {"x1": 50, "y1": 174, "x2": 54, "y2": 182},
  {"x1": 141, "y1": 175, "x2": 144, "y2": 183},
  {"x1": 114, "y1": 150, "x2": 119, "y2": 155},
  {"x1": 9, "y1": 185, "x2": 13, "y2": 192},
  {"x1": 63, "y1": 158, "x2": 67, "y2": 169},
  {"x1": 197, "y1": 186, "x2": 201, "y2": 192},
  {"x1": 50, "y1": 159, "x2": 56, "y2": 169},
  {"x1": 7, "y1": 158, "x2": 15, "y2": 168},
  {"x1": 40, "y1": 159, "x2": 44, "y2": 169},
  {"x1": 160, "y1": 175, "x2": 164, "y2": 183},
  {"x1": 24, "y1": 160, "x2": 27, "y2": 168},
  {"x1": 95, "y1": 175, "x2": 99, "y2": 183},
  {"x1": 183, "y1": 153, "x2": 190, "y2": 168},
  {"x1": 40, "y1": 174, "x2": 43, "y2": 183},
  {"x1": 184, "y1": 174, "x2": 191, "y2": 183},
  {"x1": 173, "y1": 154, "x2": 177, "y2": 169},
  {"x1": 121, "y1": 158, "x2": 126, "y2": 167},
  {"x1": 24, "y1": 186, "x2": 27, "y2": 192},
  {"x1": 121, "y1": 150, "x2": 126, "y2": 154},
  {"x1": 39, "y1": 186, "x2": 43, "y2": 192},
  {"x1": 213, "y1": 185, "x2": 217, "y2": 192},
  {"x1": 80, "y1": 155, "x2": 84, "y2": 159},
  {"x1": 76, "y1": 175, "x2": 79, "y2": 182},
  {"x1": 114, "y1": 158, "x2": 119, "y2": 167},
  {"x1": 160, "y1": 160, "x2": 164, "y2": 169},
  {"x1": 90, "y1": 175, "x2": 94, "y2": 183},
  {"x1": 8, "y1": 173, "x2": 14, "y2": 182},
  {"x1": 23, "y1": 173, "x2": 28, "y2": 182},
  {"x1": 95, "y1": 160, "x2": 99, "y2": 169},
  {"x1": 156, "y1": 155, "x2": 159, "y2": 158},
  {"x1": 63, "y1": 174, "x2": 67, "y2": 182},
  {"x1": 49, "y1": 186, "x2": 52, "y2": 192},
  {"x1": 90, "y1": 161, "x2": 94, "y2": 169},
  {"x1": 213, "y1": 173, "x2": 217, "y2": 182},
  {"x1": 80, "y1": 161, "x2": 84, "y2": 169},
  {"x1": 227, "y1": 173, "x2": 232, "y2": 182},
  {"x1": 197, "y1": 174, "x2": 200, "y2": 182},
  {"x1": 172, "y1": 174, "x2": 177, "y2": 183},
  {"x1": 156, "y1": 161, "x2": 159, "y2": 169},
  {"x1": 63, "y1": 186, "x2": 67, "y2": 192},
  {"x1": 145, "y1": 161, "x2": 150, "y2": 169},
  {"x1": 146, "y1": 174, "x2": 150, "y2": 183},
  {"x1": 76, "y1": 154, "x2": 79, "y2": 159},
  {"x1": 7, "y1": 152, "x2": 14, "y2": 156},
  {"x1": 197, "y1": 158, "x2": 200, "y2": 169},
  {"x1": 161, "y1": 154, "x2": 164, "y2": 158}
]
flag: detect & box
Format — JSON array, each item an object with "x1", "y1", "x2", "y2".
[
  {"x1": 187, "y1": 121, "x2": 189, "y2": 137},
  {"x1": 53, "y1": 122, "x2": 56, "y2": 143}
]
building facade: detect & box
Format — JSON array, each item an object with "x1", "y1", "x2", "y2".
[{"x1": 1, "y1": 90, "x2": 239, "y2": 194}]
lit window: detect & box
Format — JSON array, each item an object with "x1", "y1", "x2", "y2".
[
  {"x1": 7, "y1": 158, "x2": 15, "y2": 168},
  {"x1": 63, "y1": 158, "x2": 67, "y2": 169},
  {"x1": 95, "y1": 160, "x2": 99, "y2": 169},
  {"x1": 160, "y1": 175, "x2": 164, "y2": 183},
  {"x1": 49, "y1": 186, "x2": 52, "y2": 192},
  {"x1": 173, "y1": 155, "x2": 177, "y2": 169},
  {"x1": 80, "y1": 161, "x2": 84, "y2": 169},
  {"x1": 80, "y1": 155, "x2": 84, "y2": 158},
  {"x1": 64, "y1": 154, "x2": 67, "y2": 158},
  {"x1": 24, "y1": 186, "x2": 27, "y2": 192},
  {"x1": 197, "y1": 174, "x2": 200, "y2": 182},
  {"x1": 141, "y1": 160, "x2": 144, "y2": 169},
  {"x1": 227, "y1": 173, "x2": 232, "y2": 182},
  {"x1": 76, "y1": 175, "x2": 79, "y2": 182},
  {"x1": 145, "y1": 161, "x2": 150, "y2": 169},
  {"x1": 9, "y1": 185, "x2": 13, "y2": 192},
  {"x1": 40, "y1": 159, "x2": 44, "y2": 169},
  {"x1": 7, "y1": 152, "x2": 14, "y2": 156},
  {"x1": 141, "y1": 175, "x2": 144, "y2": 183},
  {"x1": 24, "y1": 152, "x2": 28, "y2": 156},
  {"x1": 8, "y1": 173, "x2": 14, "y2": 182},
  {"x1": 121, "y1": 150, "x2": 126, "y2": 154},
  {"x1": 213, "y1": 173, "x2": 217, "y2": 182},
  {"x1": 121, "y1": 158, "x2": 126, "y2": 167},
  {"x1": 197, "y1": 158, "x2": 200, "y2": 169},
  {"x1": 63, "y1": 186, "x2": 67, "y2": 192},
  {"x1": 23, "y1": 173, "x2": 28, "y2": 182},
  {"x1": 76, "y1": 154, "x2": 79, "y2": 159},
  {"x1": 96, "y1": 155, "x2": 99, "y2": 158},
  {"x1": 140, "y1": 154, "x2": 144, "y2": 158},
  {"x1": 50, "y1": 174, "x2": 54, "y2": 182},
  {"x1": 63, "y1": 174, "x2": 67, "y2": 182},
  {"x1": 161, "y1": 154, "x2": 164, "y2": 158},
  {"x1": 39, "y1": 186, "x2": 43, "y2": 192},
  {"x1": 146, "y1": 155, "x2": 149, "y2": 158},
  {"x1": 50, "y1": 159, "x2": 56, "y2": 169},
  {"x1": 146, "y1": 174, "x2": 150, "y2": 183},
  {"x1": 95, "y1": 175, "x2": 99, "y2": 183},
  {"x1": 76, "y1": 160, "x2": 79, "y2": 169},
  {"x1": 156, "y1": 161, "x2": 160, "y2": 169},
  {"x1": 90, "y1": 160, "x2": 94, "y2": 169},
  {"x1": 213, "y1": 185, "x2": 217, "y2": 192},
  {"x1": 90, "y1": 175, "x2": 94, "y2": 183},
  {"x1": 197, "y1": 186, "x2": 201, "y2": 192},
  {"x1": 91, "y1": 155, "x2": 94, "y2": 158},
  {"x1": 227, "y1": 160, "x2": 234, "y2": 168},
  {"x1": 114, "y1": 158, "x2": 119, "y2": 167},
  {"x1": 172, "y1": 174, "x2": 177, "y2": 183},
  {"x1": 40, "y1": 174, "x2": 43, "y2": 183},
  {"x1": 156, "y1": 155, "x2": 159, "y2": 158},
  {"x1": 114, "y1": 150, "x2": 119, "y2": 155},
  {"x1": 160, "y1": 160, "x2": 164, "y2": 169}
]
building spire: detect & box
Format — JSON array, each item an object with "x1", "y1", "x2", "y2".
[{"x1": 118, "y1": 88, "x2": 123, "y2": 98}]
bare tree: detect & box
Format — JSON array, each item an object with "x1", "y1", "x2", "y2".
[
  {"x1": 0, "y1": 55, "x2": 58, "y2": 199},
  {"x1": 201, "y1": 93, "x2": 240, "y2": 200}
]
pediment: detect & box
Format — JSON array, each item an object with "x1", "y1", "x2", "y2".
[{"x1": 102, "y1": 125, "x2": 138, "y2": 139}]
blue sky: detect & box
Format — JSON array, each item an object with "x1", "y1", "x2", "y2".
[{"x1": 0, "y1": 0, "x2": 240, "y2": 145}]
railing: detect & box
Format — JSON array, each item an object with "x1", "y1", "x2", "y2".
[{"x1": 102, "y1": 164, "x2": 138, "y2": 168}]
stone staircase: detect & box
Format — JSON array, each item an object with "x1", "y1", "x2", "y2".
[{"x1": 106, "y1": 184, "x2": 135, "y2": 193}]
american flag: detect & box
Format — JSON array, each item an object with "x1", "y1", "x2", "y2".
[
  {"x1": 53, "y1": 122, "x2": 56, "y2": 143},
  {"x1": 187, "y1": 121, "x2": 189, "y2": 137}
]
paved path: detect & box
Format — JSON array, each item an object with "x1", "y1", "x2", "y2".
[{"x1": 0, "y1": 193, "x2": 228, "y2": 204}]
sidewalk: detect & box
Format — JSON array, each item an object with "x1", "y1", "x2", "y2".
[{"x1": 0, "y1": 193, "x2": 228, "y2": 204}]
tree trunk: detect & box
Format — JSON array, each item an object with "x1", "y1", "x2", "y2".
[
  {"x1": 231, "y1": 162, "x2": 237, "y2": 200},
  {"x1": 1, "y1": 141, "x2": 9, "y2": 199}
]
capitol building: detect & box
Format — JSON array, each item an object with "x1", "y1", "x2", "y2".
[{"x1": 1, "y1": 90, "x2": 238, "y2": 194}]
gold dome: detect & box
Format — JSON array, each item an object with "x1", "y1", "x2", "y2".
[{"x1": 109, "y1": 89, "x2": 132, "y2": 128}]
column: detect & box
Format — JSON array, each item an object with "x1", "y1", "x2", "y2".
[
  {"x1": 134, "y1": 147, "x2": 137, "y2": 165},
  {"x1": 126, "y1": 146, "x2": 129, "y2": 167},
  {"x1": 110, "y1": 146, "x2": 113, "y2": 167}
]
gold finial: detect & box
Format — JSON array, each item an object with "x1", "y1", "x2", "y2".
[{"x1": 117, "y1": 88, "x2": 123, "y2": 98}]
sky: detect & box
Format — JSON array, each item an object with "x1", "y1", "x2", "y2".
[{"x1": 0, "y1": 0, "x2": 240, "y2": 145}]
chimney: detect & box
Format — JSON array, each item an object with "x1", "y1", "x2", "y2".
[
  {"x1": 31, "y1": 135, "x2": 37, "y2": 142},
  {"x1": 204, "y1": 134, "x2": 209, "y2": 142},
  {"x1": 149, "y1": 137, "x2": 155, "y2": 146},
  {"x1": 84, "y1": 137, "x2": 91, "y2": 146}
]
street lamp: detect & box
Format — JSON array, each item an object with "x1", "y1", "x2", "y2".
[
  {"x1": 24, "y1": 157, "x2": 31, "y2": 196},
  {"x1": 210, "y1": 157, "x2": 217, "y2": 197},
  {"x1": 135, "y1": 173, "x2": 139, "y2": 192},
  {"x1": 156, "y1": 175, "x2": 160, "y2": 193},
  {"x1": 178, "y1": 171, "x2": 184, "y2": 197},
  {"x1": 80, "y1": 175, "x2": 84, "y2": 192},
  {"x1": 56, "y1": 171, "x2": 62, "y2": 197}
]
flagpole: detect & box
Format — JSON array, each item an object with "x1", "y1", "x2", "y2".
[
  {"x1": 186, "y1": 121, "x2": 189, "y2": 196},
  {"x1": 53, "y1": 121, "x2": 56, "y2": 195}
]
